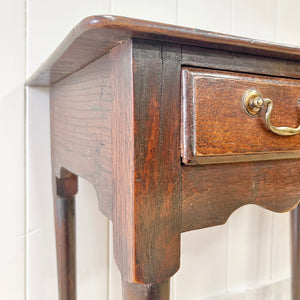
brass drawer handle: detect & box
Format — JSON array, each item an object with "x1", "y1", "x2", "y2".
[{"x1": 243, "y1": 89, "x2": 300, "y2": 136}]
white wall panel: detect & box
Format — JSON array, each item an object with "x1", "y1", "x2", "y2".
[
  {"x1": 0, "y1": 88, "x2": 25, "y2": 299},
  {"x1": 26, "y1": 1, "x2": 112, "y2": 299},
  {"x1": 277, "y1": 0, "x2": 300, "y2": 46},
  {"x1": 26, "y1": 88, "x2": 110, "y2": 300},
  {"x1": 272, "y1": 213, "x2": 291, "y2": 281},
  {"x1": 26, "y1": 87, "x2": 58, "y2": 300},
  {"x1": 26, "y1": 0, "x2": 110, "y2": 76},
  {"x1": 196, "y1": 278, "x2": 290, "y2": 300},
  {"x1": 109, "y1": 222, "x2": 122, "y2": 300},
  {"x1": 228, "y1": 205, "x2": 273, "y2": 291},
  {"x1": 77, "y1": 179, "x2": 109, "y2": 300},
  {"x1": 174, "y1": 226, "x2": 228, "y2": 300},
  {"x1": 0, "y1": 0, "x2": 25, "y2": 299},
  {"x1": 232, "y1": 0, "x2": 277, "y2": 41},
  {"x1": 111, "y1": 0, "x2": 177, "y2": 24},
  {"x1": 178, "y1": 0, "x2": 232, "y2": 34}
]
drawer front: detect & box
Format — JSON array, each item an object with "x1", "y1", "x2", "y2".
[{"x1": 181, "y1": 67, "x2": 300, "y2": 165}]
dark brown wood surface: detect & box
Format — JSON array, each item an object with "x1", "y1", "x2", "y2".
[
  {"x1": 50, "y1": 52, "x2": 113, "y2": 219},
  {"x1": 110, "y1": 39, "x2": 136, "y2": 283},
  {"x1": 131, "y1": 40, "x2": 182, "y2": 283},
  {"x1": 182, "y1": 45, "x2": 300, "y2": 79},
  {"x1": 122, "y1": 279, "x2": 170, "y2": 300},
  {"x1": 182, "y1": 160, "x2": 300, "y2": 232},
  {"x1": 111, "y1": 39, "x2": 182, "y2": 284},
  {"x1": 53, "y1": 172, "x2": 78, "y2": 300},
  {"x1": 27, "y1": 15, "x2": 300, "y2": 86},
  {"x1": 182, "y1": 67, "x2": 300, "y2": 165},
  {"x1": 50, "y1": 38, "x2": 182, "y2": 285}
]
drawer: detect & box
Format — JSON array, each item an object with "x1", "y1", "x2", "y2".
[{"x1": 181, "y1": 67, "x2": 300, "y2": 165}]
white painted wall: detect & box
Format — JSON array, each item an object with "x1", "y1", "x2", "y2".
[
  {"x1": 2, "y1": 0, "x2": 300, "y2": 299},
  {"x1": 0, "y1": 0, "x2": 25, "y2": 299}
]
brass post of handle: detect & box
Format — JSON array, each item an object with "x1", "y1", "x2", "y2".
[{"x1": 242, "y1": 89, "x2": 300, "y2": 136}]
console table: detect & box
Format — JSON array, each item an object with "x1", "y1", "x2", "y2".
[{"x1": 27, "y1": 16, "x2": 300, "y2": 300}]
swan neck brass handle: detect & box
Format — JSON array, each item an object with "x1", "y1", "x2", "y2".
[{"x1": 243, "y1": 89, "x2": 300, "y2": 136}]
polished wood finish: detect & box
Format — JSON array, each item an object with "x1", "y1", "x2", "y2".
[
  {"x1": 182, "y1": 45, "x2": 300, "y2": 79},
  {"x1": 27, "y1": 16, "x2": 300, "y2": 300},
  {"x1": 182, "y1": 160, "x2": 300, "y2": 232},
  {"x1": 50, "y1": 52, "x2": 113, "y2": 218},
  {"x1": 53, "y1": 171, "x2": 78, "y2": 300},
  {"x1": 111, "y1": 39, "x2": 181, "y2": 284},
  {"x1": 182, "y1": 68, "x2": 300, "y2": 165}
]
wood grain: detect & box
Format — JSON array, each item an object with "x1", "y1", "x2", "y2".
[
  {"x1": 112, "y1": 39, "x2": 182, "y2": 284},
  {"x1": 182, "y1": 45, "x2": 300, "y2": 79},
  {"x1": 53, "y1": 172, "x2": 78, "y2": 300},
  {"x1": 132, "y1": 40, "x2": 182, "y2": 283},
  {"x1": 181, "y1": 160, "x2": 300, "y2": 232},
  {"x1": 51, "y1": 52, "x2": 113, "y2": 219},
  {"x1": 111, "y1": 39, "x2": 135, "y2": 283},
  {"x1": 182, "y1": 68, "x2": 300, "y2": 165},
  {"x1": 27, "y1": 15, "x2": 300, "y2": 86}
]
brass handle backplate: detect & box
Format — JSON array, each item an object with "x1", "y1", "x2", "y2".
[{"x1": 242, "y1": 89, "x2": 300, "y2": 136}]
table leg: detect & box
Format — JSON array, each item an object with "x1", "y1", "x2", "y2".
[
  {"x1": 53, "y1": 172, "x2": 78, "y2": 300},
  {"x1": 122, "y1": 279, "x2": 170, "y2": 300},
  {"x1": 291, "y1": 204, "x2": 300, "y2": 299}
]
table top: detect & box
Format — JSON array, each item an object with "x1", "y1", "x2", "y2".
[{"x1": 27, "y1": 15, "x2": 300, "y2": 86}]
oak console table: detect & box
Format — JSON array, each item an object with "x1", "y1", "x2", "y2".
[{"x1": 27, "y1": 16, "x2": 300, "y2": 300}]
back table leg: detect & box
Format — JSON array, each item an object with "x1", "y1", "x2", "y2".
[{"x1": 53, "y1": 171, "x2": 78, "y2": 300}]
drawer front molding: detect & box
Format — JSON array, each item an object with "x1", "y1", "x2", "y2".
[{"x1": 181, "y1": 67, "x2": 300, "y2": 165}]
